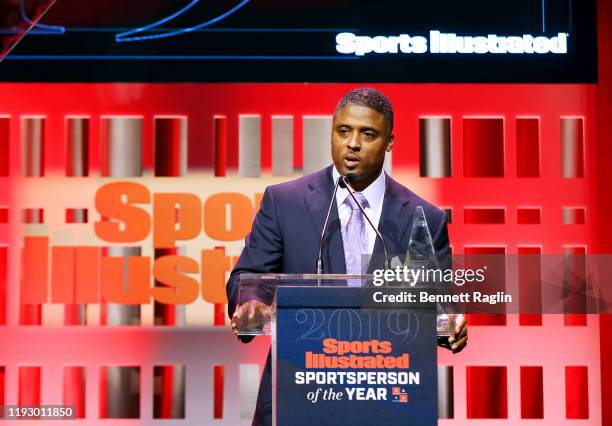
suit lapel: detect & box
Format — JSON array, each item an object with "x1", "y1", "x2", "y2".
[
  {"x1": 304, "y1": 166, "x2": 346, "y2": 274},
  {"x1": 368, "y1": 174, "x2": 412, "y2": 272}
]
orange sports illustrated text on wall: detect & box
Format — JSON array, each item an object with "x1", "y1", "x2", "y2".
[{"x1": 21, "y1": 182, "x2": 265, "y2": 306}]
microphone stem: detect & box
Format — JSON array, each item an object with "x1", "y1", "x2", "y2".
[{"x1": 316, "y1": 176, "x2": 344, "y2": 276}]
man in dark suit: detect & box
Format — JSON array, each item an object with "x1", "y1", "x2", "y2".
[{"x1": 227, "y1": 88, "x2": 467, "y2": 426}]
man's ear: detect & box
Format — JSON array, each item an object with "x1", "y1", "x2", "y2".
[{"x1": 386, "y1": 134, "x2": 396, "y2": 152}]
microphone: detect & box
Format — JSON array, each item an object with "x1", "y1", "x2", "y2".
[
  {"x1": 339, "y1": 173, "x2": 354, "y2": 188},
  {"x1": 316, "y1": 175, "x2": 344, "y2": 274},
  {"x1": 340, "y1": 174, "x2": 390, "y2": 271}
]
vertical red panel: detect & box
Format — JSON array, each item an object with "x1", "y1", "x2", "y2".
[
  {"x1": 463, "y1": 118, "x2": 504, "y2": 177},
  {"x1": 65, "y1": 117, "x2": 89, "y2": 177},
  {"x1": 293, "y1": 113, "x2": 303, "y2": 170},
  {"x1": 564, "y1": 247, "x2": 587, "y2": 326},
  {"x1": 419, "y1": 117, "x2": 452, "y2": 177},
  {"x1": 520, "y1": 366, "x2": 544, "y2": 418},
  {"x1": 0, "y1": 247, "x2": 6, "y2": 325},
  {"x1": 63, "y1": 165, "x2": 89, "y2": 325},
  {"x1": 214, "y1": 245, "x2": 226, "y2": 326},
  {"x1": 21, "y1": 116, "x2": 45, "y2": 177},
  {"x1": 0, "y1": 117, "x2": 8, "y2": 176},
  {"x1": 154, "y1": 365, "x2": 185, "y2": 419},
  {"x1": 214, "y1": 304, "x2": 226, "y2": 326},
  {"x1": 601, "y1": 317, "x2": 612, "y2": 426},
  {"x1": 157, "y1": 302, "x2": 176, "y2": 326},
  {"x1": 19, "y1": 366, "x2": 41, "y2": 405},
  {"x1": 0, "y1": 366, "x2": 4, "y2": 405},
  {"x1": 99, "y1": 366, "x2": 107, "y2": 417},
  {"x1": 464, "y1": 247, "x2": 506, "y2": 325},
  {"x1": 561, "y1": 118, "x2": 585, "y2": 178},
  {"x1": 518, "y1": 247, "x2": 542, "y2": 326},
  {"x1": 66, "y1": 241, "x2": 91, "y2": 325},
  {"x1": 213, "y1": 365, "x2": 224, "y2": 419},
  {"x1": 155, "y1": 117, "x2": 184, "y2": 177},
  {"x1": 214, "y1": 116, "x2": 227, "y2": 176},
  {"x1": 161, "y1": 366, "x2": 174, "y2": 418},
  {"x1": 149, "y1": 144, "x2": 185, "y2": 424},
  {"x1": 154, "y1": 247, "x2": 178, "y2": 326},
  {"x1": 260, "y1": 113, "x2": 271, "y2": 171},
  {"x1": 516, "y1": 118, "x2": 540, "y2": 177},
  {"x1": 466, "y1": 366, "x2": 508, "y2": 418},
  {"x1": 0, "y1": 208, "x2": 7, "y2": 223},
  {"x1": 63, "y1": 366, "x2": 86, "y2": 418},
  {"x1": 54, "y1": 245, "x2": 86, "y2": 325},
  {"x1": 20, "y1": 236, "x2": 48, "y2": 325},
  {"x1": 99, "y1": 366, "x2": 140, "y2": 419},
  {"x1": 99, "y1": 119, "x2": 110, "y2": 176},
  {"x1": 566, "y1": 366, "x2": 589, "y2": 419}
]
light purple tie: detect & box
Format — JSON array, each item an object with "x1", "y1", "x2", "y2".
[{"x1": 342, "y1": 192, "x2": 370, "y2": 284}]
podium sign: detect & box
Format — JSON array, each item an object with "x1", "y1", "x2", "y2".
[{"x1": 273, "y1": 286, "x2": 437, "y2": 426}]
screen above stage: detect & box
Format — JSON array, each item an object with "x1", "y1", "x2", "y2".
[{"x1": 0, "y1": 0, "x2": 597, "y2": 82}]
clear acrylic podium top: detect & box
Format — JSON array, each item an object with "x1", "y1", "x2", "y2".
[{"x1": 235, "y1": 273, "x2": 457, "y2": 337}]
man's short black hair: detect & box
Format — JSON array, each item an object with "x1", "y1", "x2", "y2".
[{"x1": 335, "y1": 87, "x2": 394, "y2": 135}]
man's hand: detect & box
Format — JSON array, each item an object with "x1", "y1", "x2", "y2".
[
  {"x1": 447, "y1": 314, "x2": 467, "y2": 353},
  {"x1": 231, "y1": 300, "x2": 272, "y2": 337}
]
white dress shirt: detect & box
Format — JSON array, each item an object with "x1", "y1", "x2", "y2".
[{"x1": 332, "y1": 166, "x2": 386, "y2": 255}]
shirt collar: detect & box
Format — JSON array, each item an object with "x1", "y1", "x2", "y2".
[{"x1": 332, "y1": 165, "x2": 386, "y2": 211}]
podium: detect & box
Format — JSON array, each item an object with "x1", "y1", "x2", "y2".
[{"x1": 237, "y1": 273, "x2": 445, "y2": 426}]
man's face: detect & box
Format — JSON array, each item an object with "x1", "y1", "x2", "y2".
[{"x1": 331, "y1": 104, "x2": 395, "y2": 190}]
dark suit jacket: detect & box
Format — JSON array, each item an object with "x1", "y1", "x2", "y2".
[{"x1": 226, "y1": 165, "x2": 449, "y2": 426}]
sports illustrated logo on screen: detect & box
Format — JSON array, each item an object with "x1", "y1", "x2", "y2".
[{"x1": 336, "y1": 31, "x2": 569, "y2": 56}]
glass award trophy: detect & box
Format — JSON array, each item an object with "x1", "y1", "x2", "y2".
[
  {"x1": 405, "y1": 206, "x2": 458, "y2": 339},
  {"x1": 406, "y1": 206, "x2": 439, "y2": 269}
]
